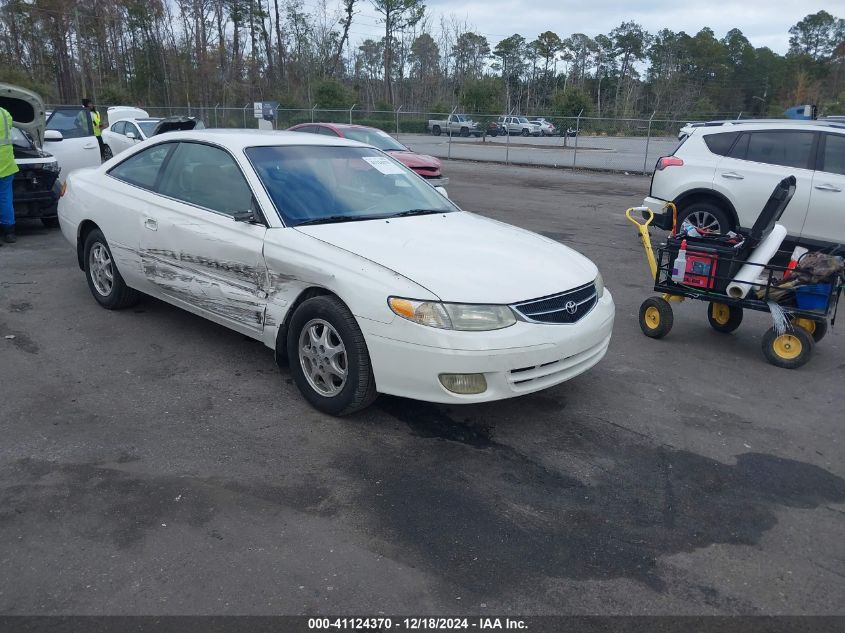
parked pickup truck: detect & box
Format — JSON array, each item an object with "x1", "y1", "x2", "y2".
[{"x1": 427, "y1": 114, "x2": 482, "y2": 137}]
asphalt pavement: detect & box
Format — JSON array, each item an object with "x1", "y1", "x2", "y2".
[{"x1": 0, "y1": 162, "x2": 843, "y2": 615}]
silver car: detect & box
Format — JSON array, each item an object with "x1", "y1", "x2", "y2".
[{"x1": 497, "y1": 116, "x2": 541, "y2": 137}]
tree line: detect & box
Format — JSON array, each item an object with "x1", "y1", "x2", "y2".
[{"x1": 0, "y1": 0, "x2": 843, "y2": 120}]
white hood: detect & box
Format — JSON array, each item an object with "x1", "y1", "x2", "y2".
[{"x1": 295, "y1": 212, "x2": 598, "y2": 303}]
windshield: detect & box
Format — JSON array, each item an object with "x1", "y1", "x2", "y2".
[
  {"x1": 47, "y1": 109, "x2": 92, "y2": 139},
  {"x1": 137, "y1": 120, "x2": 160, "y2": 136},
  {"x1": 246, "y1": 145, "x2": 457, "y2": 227},
  {"x1": 341, "y1": 128, "x2": 406, "y2": 152},
  {"x1": 518, "y1": 117, "x2": 530, "y2": 124}
]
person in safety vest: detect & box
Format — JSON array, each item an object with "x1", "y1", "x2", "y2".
[
  {"x1": 81, "y1": 98, "x2": 105, "y2": 160},
  {"x1": 0, "y1": 106, "x2": 19, "y2": 244}
]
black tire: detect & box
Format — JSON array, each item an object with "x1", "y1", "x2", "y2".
[
  {"x1": 678, "y1": 200, "x2": 733, "y2": 234},
  {"x1": 707, "y1": 302, "x2": 743, "y2": 333},
  {"x1": 102, "y1": 145, "x2": 113, "y2": 160},
  {"x1": 460, "y1": 127, "x2": 469, "y2": 137},
  {"x1": 41, "y1": 217, "x2": 59, "y2": 228},
  {"x1": 762, "y1": 326, "x2": 814, "y2": 369},
  {"x1": 489, "y1": 130, "x2": 498, "y2": 137},
  {"x1": 432, "y1": 125, "x2": 441, "y2": 136},
  {"x1": 521, "y1": 128, "x2": 529, "y2": 137},
  {"x1": 792, "y1": 317, "x2": 828, "y2": 343},
  {"x1": 639, "y1": 297, "x2": 674, "y2": 338},
  {"x1": 286, "y1": 295, "x2": 377, "y2": 416},
  {"x1": 83, "y1": 229, "x2": 141, "y2": 309}
]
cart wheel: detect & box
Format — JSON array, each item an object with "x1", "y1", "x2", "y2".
[
  {"x1": 707, "y1": 302, "x2": 743, "y2": 333},
  {"x1": 639, "y1": 297, "x2": 674, "y2": 339},
  {"x1": 791, "y1": 317, "x2": 828, "y2": 343},
  {"x1": 762, "y1": 326, "x2": 814, "y2": 369}
]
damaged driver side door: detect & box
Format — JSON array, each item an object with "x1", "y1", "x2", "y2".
[{"x1": 139, "y1": 141, "x2": 269, "y2": 336}]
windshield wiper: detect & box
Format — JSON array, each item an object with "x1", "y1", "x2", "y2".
[
  {"x1": 391, "y1": 209, "x2": 448, "y2": 217},
  {"x1": 294, "y1": 214, "x2": 386, "y2": 227}
]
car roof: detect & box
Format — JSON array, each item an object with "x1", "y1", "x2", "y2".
[
  {"x1": 694, "y1": 120, "x2": 845, "y2": 135},
  {"x1": 154, "y1": 128, "x2": 371, "y2": 150},
  {"x1": 294, "y1": 122, "x2": 389, "y2": 133}
]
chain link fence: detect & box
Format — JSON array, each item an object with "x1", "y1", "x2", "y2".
[{"x1": 55, "y1": 103, "x2": 703, "y2": 174}]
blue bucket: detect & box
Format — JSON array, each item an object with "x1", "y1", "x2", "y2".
[{"x1": 794, "y1": 284, "x2": 831, "y2": 311}]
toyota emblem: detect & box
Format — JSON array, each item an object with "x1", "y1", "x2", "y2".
[{"x1": 564, "y1": 300, "x2": 578, "y2": 315}]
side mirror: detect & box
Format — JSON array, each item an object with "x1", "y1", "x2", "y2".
[
  {"x1": 45, "y1": 130, "x2": 63, "y2": 142},
  {"x1": 435, "y1": 186, "x2": 449, "y2": 198},
  {"x1": 126, "y1": 131, "x2": 137, "y2": 140}
]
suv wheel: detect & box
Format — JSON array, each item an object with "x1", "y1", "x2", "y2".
[{"x1": 678, "y1": 201, "x2": 733, "y2": 234}]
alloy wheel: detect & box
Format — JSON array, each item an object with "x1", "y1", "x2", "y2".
[
  {"x1": 298, "y1": 319, "x2": 348, "y2": 397},
  {"x1": 88, "y1": 242, "x2": 114, "y2": 296}
]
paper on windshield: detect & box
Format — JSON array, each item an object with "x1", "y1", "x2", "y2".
[{"x1": 362, "y1": 156, "x2": 405, "y2": 175}]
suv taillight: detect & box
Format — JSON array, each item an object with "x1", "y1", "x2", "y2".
[{"x1": 656, "y1": 156, "x2": 684, "y2": 170}]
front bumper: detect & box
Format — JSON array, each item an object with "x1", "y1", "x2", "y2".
[
  {"x1": 13, "y1": 177, "x2": 61, "y2": 218},
  {"x1": 362, "y1": 291, "x2": 615, "y2": 404}
]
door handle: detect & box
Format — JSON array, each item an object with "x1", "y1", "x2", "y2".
[
  {"x1": 721, "y1": 172, "x2": 744, "y2": 180},
  {"x1": 814, "y1": 183, "x2": 842, "y2": 192},
  {"x1": 83, "y1": 143, "x2": 97, "y2": 149},
  {"x1": 144, "y1": 218, "x2": 158, "y2": 231}
]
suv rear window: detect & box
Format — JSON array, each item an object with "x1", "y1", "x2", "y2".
[
  {"x1": 744, "y1": 131, "x2": 815, "y2": 169},
  {"x1": 703, "y1": 132, "x2": 739, "y2": 156}
]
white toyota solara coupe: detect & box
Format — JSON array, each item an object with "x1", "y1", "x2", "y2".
[{"x1": 58, "y1": 130, "x2": 615, "y2": 415}]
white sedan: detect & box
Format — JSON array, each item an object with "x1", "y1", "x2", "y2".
[{"x1": 58, "y1": 130, "x2": 614, "y2": 415}]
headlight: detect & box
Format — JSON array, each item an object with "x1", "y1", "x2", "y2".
[
  {"x1": 43, "y1": 161, "x2": 60, "y2": 173},
  {"x1": 388, "y1": 297, "x2": 516, "y2": 331},
  {"x1": 595, "y1": 272, "x2": 605, "y2": 298}
]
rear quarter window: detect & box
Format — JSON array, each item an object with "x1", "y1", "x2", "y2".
[{"x1": 703, "y1": 132, "x2": 740, "y2": 156}]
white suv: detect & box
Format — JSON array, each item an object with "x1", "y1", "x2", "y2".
[{"x1": 645, "y1": 121, "x2": 845, "y2": 249}]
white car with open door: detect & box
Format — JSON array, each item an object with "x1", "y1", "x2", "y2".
[
  {"x1": 58, "y1": 130, "x2": 614, "y2": 415},
  {"x1": 44, "y1": 106, "x2": 103, "y2": 182}
]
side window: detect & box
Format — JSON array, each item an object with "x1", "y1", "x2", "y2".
[
  {"x1": 745, "y1": 131, "x2": 815, "y2": 169},
  {"x1": 703, "y1": 132, "x2": 739, "y2": 156},
  {"x1": 111, "y1": 121, "x2": 126, "y2": 135},
  {"x1": 728, "y1": 133, "x2": 749, "y2": 159},
  {"x1": 46, "y1": 109, "x2": 93, "y2": 139},
  {"x1": 125, "y1": 123, "x2": 141, "y2": 139},
  {"x1": 157, "y1": 142, "x2": 253, "y2": 216},
  {"x1": 820, "y1": 134, "x2": 845, "y2": 176},
  {"x1": 109, "y1": 143, "x2": 175, "y2": 190},
  {"x1": 316, "y1": 126, "x2": 340, "y2": 137},
  {"x1": 295, "y1": 125, "x2": 316, "y2": 134}
]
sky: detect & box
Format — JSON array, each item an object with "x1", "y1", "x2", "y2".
[{"x1": 336, "y1": 0, "x2": 840, "y2": 54}]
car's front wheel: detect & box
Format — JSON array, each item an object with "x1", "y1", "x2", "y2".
[
  {"x1": 287, "y1": 295, "x2": 377, "y2": 416},
  {"x1": 678, "y1": 201, "x2": 732, "y2": 234},
  {"x1": 83, "y1": 229, "x2": 141, "y2": 309}
]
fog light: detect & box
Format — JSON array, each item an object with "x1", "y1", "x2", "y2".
[{"x1": 438, "y1": 373, "x2": 487, "y2": 395}]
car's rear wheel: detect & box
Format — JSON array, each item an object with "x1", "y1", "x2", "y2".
[
  {"x1": 83, "y1": 229, "x2": 141, "y2": 309},
  {"x1": 432, "y1": 125, "x2": 441, "y2": 136},
  {"x1": 678, "y1": 201, "x2": 733, "y2": 234},
  {"x1": 286, "y1": 295, "x2": 377, "y2": 416}
]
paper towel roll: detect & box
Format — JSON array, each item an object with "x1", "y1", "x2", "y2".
[{"x1": 726, "y1": 223, "x2": 788, "y2": 299}]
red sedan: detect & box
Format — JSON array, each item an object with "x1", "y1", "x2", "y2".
[{"x1": 287, "y1": 123, "x2": 447, "y2": 186}]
